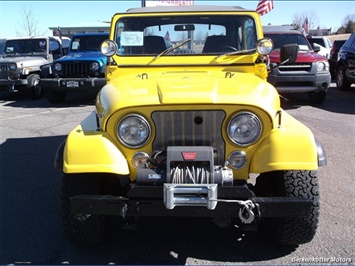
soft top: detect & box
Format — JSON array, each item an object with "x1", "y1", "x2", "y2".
[{"x1": 125, "y1": 5, "x2": 249, "y2": 14}]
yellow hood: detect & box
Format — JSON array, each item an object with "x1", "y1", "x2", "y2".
[{"x1": 97, "y1": 71, "x2": 280, "y2": 125}]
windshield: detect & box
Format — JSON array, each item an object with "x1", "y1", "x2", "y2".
[
  {"x1": 114, "y1": 15, "x2": 257, "y2": 56},
  {"x1": 5, "y1": 38, "x2": 47, "y2": 54},
  {"x1": 308, "y1": 38, "x2": 325, "y2": 47},
  {"x1": 264, "y1": 33, "x2": 311, "y2": 51},
  {"x1": 70, "y1": 34, "x2": 109, "y2": 52}
]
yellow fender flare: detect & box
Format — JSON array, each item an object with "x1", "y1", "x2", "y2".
[
  {"x1": 62, "y1": 111, "x2": 129, "y2": 175},
  {"x1": 250, "y1": 112, "x2": 320, "y2": 173}
]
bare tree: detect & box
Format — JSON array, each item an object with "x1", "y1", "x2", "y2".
[
  {"x1": 292, "y1": 10, "x2": 320, "y2": 34},
  {"x1": 16, "y1": 5, "x2": 40, "y2": 37},
  {"x1": 343, "y1": 14, "x2": 355, "y2": 33}
]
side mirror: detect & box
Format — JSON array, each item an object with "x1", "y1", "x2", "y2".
[
  {"x1": 312, "y1": 43, "x2": 321, "y2": 53},
  {"x1": 269, "y1": 43, "x2": 299, "y2": 72},
  {"x1": 280, "y1": 43, "x2": 298, "y2": 64}
]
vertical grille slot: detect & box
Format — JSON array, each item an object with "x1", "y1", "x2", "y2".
[
  {"x1": 152, "y1": 110, "x2": 226, "y2": 165},
  {"x1": 0, "y1": 64, "x2": 9, "y2": 79}
]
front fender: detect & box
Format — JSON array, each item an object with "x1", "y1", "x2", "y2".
[
  {"x1": 61, "y1": 111, "x2": 129, "y2": 175},
  {"x1": 250, "y1": 111, "x2": 324, "y2": 173}
]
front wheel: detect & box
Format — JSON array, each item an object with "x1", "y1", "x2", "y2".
[
  {"x1": 27, "y1": 74, "x2": 43, "y2": 99},
  {"x1": 61, "y1": 174, "x2": 110, "y2": 245},
  {"x1": 255, "y1": 170, "x2": 320, "y2": 246}
]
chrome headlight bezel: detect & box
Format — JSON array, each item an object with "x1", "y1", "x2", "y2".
[
  {"x1": 101, "y1": 40, "x2": 118, "y2": 57},
  {"x1": 227, "y1": 112, "x2": 262, "y2": 146},
  {"x1": 54, "y1": 63, "x2": 62, "y2": 72},
  {"x1": 117, "y1": 114, "x2": 151, "y2": 148},
  {"x1": 257, "y1": 37, "x2": 273, "y2": 56}
]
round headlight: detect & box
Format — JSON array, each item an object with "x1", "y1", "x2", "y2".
[
  {"x1": 91, "y1": 62, "x2": 100, "y2": 71},
  {"x1": 257, "y1": 38, "x2": 273, "y2": 56},
  {"x1": 54, "y1": 63, "x2": 62, "y2": 72},
  {"x1": 227, "y1": 112, "x2": 262, "y2": 146},
  {"x1": 117, "y1": 114, "x2": 151, "y2": 147},
  {"x1": 101, "y1": 40, "x2": 117, "y2": 57},
  {"x1": 9, "y1": 63, "x2": 17, "y2": 70}
]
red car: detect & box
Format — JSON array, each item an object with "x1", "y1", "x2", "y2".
[{"x1": 264, "y1": 30, "x2": 331, "y2": 104}]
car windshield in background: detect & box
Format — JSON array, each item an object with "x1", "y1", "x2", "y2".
[
  {"x1": 71, "y1": 35, "x2": 109, "y2": 52},
  {"x1": 5, "y1": 39, "x2": 47, "y2": 54},
  {"x1": 264, "y1": 33, "x2": 311, "y2": 51},
  {"x1": 114, "y1": 15, "x2": 257, "y2": 55},
  {"x1": 308, "y1": 38, "x2": 325, "y2": 47}
]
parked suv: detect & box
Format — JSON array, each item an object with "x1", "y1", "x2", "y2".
[
  {"x1": 0, "y1": 36, "x2": 69, "y2": 99},
  {"x1": 55, "y1": 5, "x2": 326, "y2": 247},
  {"x1": 264, "y1": 30, "x2": 331, "y2": 104},
  {"x1": 41, "y1": 32, "x2": 109, "y2": 103},
  {"x1": 329, "y1": 39, "x2": 347, "y2": 79},
  {"x1": 336, "y1": 33, "x2": 355, "y2": 90}
]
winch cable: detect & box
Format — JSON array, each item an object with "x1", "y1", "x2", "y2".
[{"x1": 171, "y1": 164, "x2": 210, "y2": 184}]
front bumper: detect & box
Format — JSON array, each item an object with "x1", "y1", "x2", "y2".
[
  {"x1": 40, "y1": 77, "x2": 106, "y2": 92},
  {"x1": 267, "y1": 68, "x2": 331, "y2": 93},
  {"x1": 0, "y1": 78, "x2": 28, "y2": 89},
  {"x1": 70, "y1": 184, "x2": 312, "y2": 219}
]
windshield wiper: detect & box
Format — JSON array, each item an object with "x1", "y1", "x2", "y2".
[
  {"x1": 154, "y1": 38, "x2": 192, "y2": 60},
  {"x1": 216, "y1": 48, "x2": 256, "y2": 58}
]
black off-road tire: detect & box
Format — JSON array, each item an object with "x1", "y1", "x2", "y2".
[
  {"x1": 27, "y1": 74, "x2": 43, "y2": 99},
  {"x1": 255, "y1": 170, "x2": 320, "y2": 246},
  {"x1": 336, "y1": 65, "x2": 351, "y2": 91},
  {"x1": 61, "y1": 174, "x2": 109, "y2": 245},
  {"x1": 45, "y1": 87, "x2": 66, "y2": 104}
]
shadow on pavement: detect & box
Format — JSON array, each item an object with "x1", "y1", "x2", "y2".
[{"x1": 280, "y1": 86, "x2": 355, "y2": 115}]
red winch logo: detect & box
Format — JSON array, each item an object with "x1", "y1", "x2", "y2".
[{"x1": 182, "y1": 152, "x2": 197, "y2": 160}]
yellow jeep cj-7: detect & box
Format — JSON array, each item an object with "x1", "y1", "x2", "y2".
[{"x1": 55, "y1": 5, "x2": 327, "y2": 246}]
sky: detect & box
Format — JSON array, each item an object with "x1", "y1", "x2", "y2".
[{"x1": 0, "y1": 0, "x2": 354, "y2": 39}]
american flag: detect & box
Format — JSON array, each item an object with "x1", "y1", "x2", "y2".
[
  {"x1": 165, "y1": 31, "x2": 171, "y2": 42},
  {"x1": 303, "y1": 17, "x2": 309, "y2": 34},
  {"x1": 256, "y1": 0, "x2": 274, "y2": 16}
]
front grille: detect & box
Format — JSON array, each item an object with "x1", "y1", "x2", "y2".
[
  {"x1": 60, "y1": 62, "x2": 93, "y2": 78},
  {"x1": 152, "y1": 110, "x2": 226, "y2": 165},
  {"x1": 278, "y1": 63, "x2": 312, "y2": 72},
  {"x1": 0, "y1": 64, "x2": 9, "y2": 79}
]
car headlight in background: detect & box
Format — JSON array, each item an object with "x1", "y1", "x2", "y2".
[
  {"x1": 117, "y1": 114, "x2": 151, "y2": 148},
  {"x1": 91, "y1": 62, "x2": 100, "y2": 71},
  {"x1": 227, "y1": 112, "x2": 262, "y2": 146},
  {"x1": 316, "y1": 61, "x2": 329, "y2": 72},
  {"x1": 54, "y1": 63, "x2": 62, "y2": 72}
]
